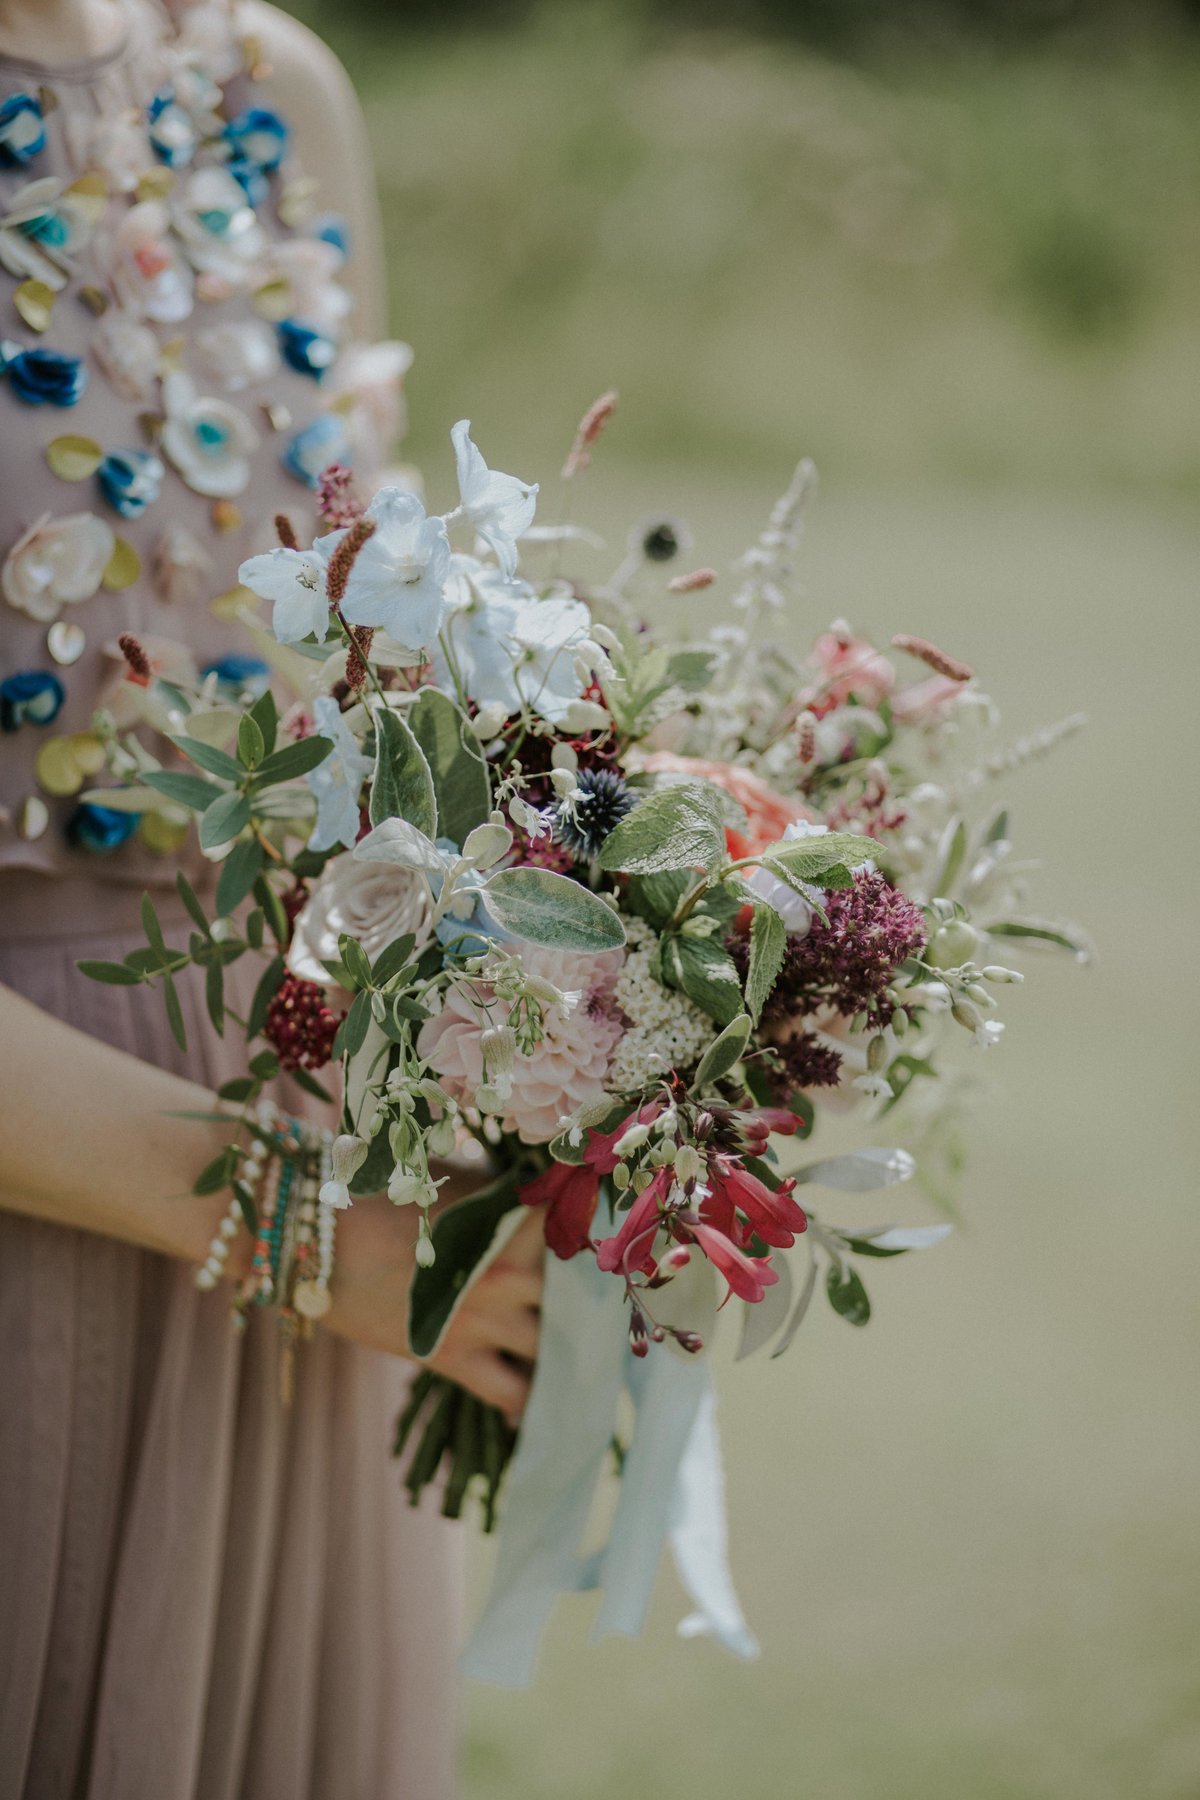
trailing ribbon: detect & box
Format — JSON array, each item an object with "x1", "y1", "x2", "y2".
[{"x1": 461, "y1": 1239, "x2": 757, "y2": 1686}]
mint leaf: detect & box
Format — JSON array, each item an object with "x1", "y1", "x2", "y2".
[{"x1": 598, "y1": 781, "x2": 726, "y2": 876}]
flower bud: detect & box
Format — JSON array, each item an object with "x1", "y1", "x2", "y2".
[
  {"x1": 427, "y1": 1117, "x2": 457, "y2": 1157},
  {"x1": 612, "y1": 1161, "x2": 631, "y2": 1190},
  {"x1": 867, "y1": 1034, "x2": 888, "y2": 1071},
  {"x1": 590, "y1": 622, "x2": 621, "y2": 651},
  {"x1": 965, "y1": 983, "x2": 995, "y2": 1007},
  {"x1": 211, "y1": 916, "x2": 237, "y2": 941},
  {"x1": 658, "y1": 1245, "x2": 691, "y2": 1276},
  {"x1": 981, "y1": 965, "x2": 1024, "y2": 984},
  {"x1": 550, "y1": 742, "x2": 579, "y2": 774},
  {"x1": 476, "y1": 1083, "x2": 506, "y2": 1115},
  {"x1": 926, "y1": 920, "x2": 980, "y2": 970},
  {"x1": 891, "y1": 1009, "x2": 908, "y2": 1038},
  {"x1": 615, "y1": 1120, "x2": 651, "y2": 1158},
  {"x1": 674, "y1": 1143, "x2": 702, "y2": 1186},
  {"x1": 331, "y1": 1133, "x2": 369, "y2": 1185},
  {"x1": 951, "y1": 999, "x2": 984, "y2": 1032},
  {"x1": 414, "y1": 1235, "x2": 436, "y2": 1268},
  {"x1": 470, "y1": 701, "x2": 508, "y2": 740},
  {"x1": 480, "y1": 1024, "x2": 517, "y2": 1076},
  {"x1": 563, "y1": 699, "x2": 610, "y2": 732},
  {"x1": 549, "y1": 766, "x2": 579, "y2": 799}
]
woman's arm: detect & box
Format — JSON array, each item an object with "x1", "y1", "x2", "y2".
[{"x1": 0, "y1": 981, "x2": 541, "y2": 1412}]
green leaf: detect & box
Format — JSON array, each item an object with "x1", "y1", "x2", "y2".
[
  {"x1": 162, "y1": 971, "x2": 187, "y2": 1051},
  {"x1": 249, "y1": 1048, "x2": 280, "y2": 1080},
  {"x1": 237, "y1": 712, "x2": 265, "y2": 769},
  {"x1": 231, "y1": 1179, "x2": 257, "y2": 1236},
  {"x1": 247, "y1": 953, "x2": 285, "y2": 1038},
  {"x1": 986, "y1": 919, "x2": 1092, "y2": 960},
  {"x1": 199, "y1": 791, "x2": 250, "y2": 850},
  {"x1": 745, "y1": 903, "x2": 786, "y2": 1024},
  {"x1": 245, "y1": 908, "x2": 265, "y2": 950},
  {"x1": 985, "y1": 808, "x2": 1009, "y2": 845},
  {"x1": 250, "y1": 735, "x2": 334, "y2": 786},
  {"x1": 371, "y1": 706, "x2": 438, "y2": 836},
  {"x1": 661, "y1": 933, "x2": 744, "y2": 1025},
  {"x1": 932, "y1": 815, "x2": 967, "y2": 898},
  {"x1": 370, "y1": 933, "x2": 417, "y2": 987},
  {"x1": 408, "y1": 688, "x2": 490, "y2": 850},
  {"x1": 665, "y1": 647, "x2": 717, "y2": 691},
  {"x1": 826, "y1": 1263, "x2": 871, "y2": 1326},
  {"x1": 337, "y1": 933, "x2": 374, "y2": 991},
  {"x1": 193, "y1": 1147, "x2": 236, "y2": 1196},
  {"x1": 692, "y1": 1012, "x2": 752, "y2": 1088},
  {"x1": 217, "y1": 1076, "x2": 260, "y2": 1103},
  {"x1": 168, "y1": 735, "x2": 243, "y2": 781},
  {"x1": 140, "y1": 892, "x2": 165, "y2": 952},
  {"x1": 205, "y1": 957, "x2": 225, "y2": 1036},
  {"x1": 407, "y1": 1173, "x2": 521, "y2": 1359},
  {"x1": 482, "y1": 867, "x2": 627, "y2": 952},
  {"x1": 353, "y1": 817, "x2": 446, "y2": 873},
  {"x1": 249, "y1": 688, "x2": 278, "y2": 759},
  {"x1": 756, "y1": 831, "x2": 874, "y2": 880},
  {"x1": 335, "y1": 989, "x2": 372, "y2": 1060},
  {"x1": 598, "y1": 780, "x2": 726, "y2": 876},
  {"x1": 289, "y1": 1066, "x2": 334, "y2": 1104},
  {"x1": 176, "y1": 871, "x2": 211, "y2": 936},
  {"x1": 123, "y1": 945, "x2": 185, "y2": 975},
  {"x1": 252, "y1": 874, "x2": 289, "y2": 947},
  {"x1": 76, "y1": 958, "x2": 143, "y2": 985},
  {"x1": 143, "y1": 770, "x2": 219, "y2": 812},
  {"x1": 623, "y1": 869, "x2": 691, "y2": 928},
  {"x1": 215, "y1": 836, "x2": 264, "y2": 917}
]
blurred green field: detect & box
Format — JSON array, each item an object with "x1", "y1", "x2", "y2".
[{"x1": 290, "y1": 7, "x2": 1200, "y2": 1794}]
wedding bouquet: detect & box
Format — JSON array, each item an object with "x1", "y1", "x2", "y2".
[{"x1": 80, "y1": 397, "x2": 1085, "y2": 1662}]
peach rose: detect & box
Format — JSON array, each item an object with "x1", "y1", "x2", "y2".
[{"x1": 637, "y1": 750, "x2": 813, "y2": 859}]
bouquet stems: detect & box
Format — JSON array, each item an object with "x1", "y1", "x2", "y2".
[{"x1": 394, "y1": 1370, "x2": 518, "y2": 1531}]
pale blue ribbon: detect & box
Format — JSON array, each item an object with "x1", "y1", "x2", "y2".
[{"x1": 460, "y1": 1243, "x2": 758, "y2": 1687}]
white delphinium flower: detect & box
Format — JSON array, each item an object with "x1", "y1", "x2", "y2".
[
  {"x1": 451, "y1": 419, "x2": 538, "y2": 579},
  {"x1": 329, "y1": 487, "x2": 452, "y2": 652},
  {"x1": 306, "y1": 694, "x2": 373, "y2": 852},
  {"x1": 238, "y1": 541, "x2": 330, "y2": 644},
  {"x1": 606, "y1": 919, "x2": 711, "y2": 1091},
  {"x1": 435, "y1": 563, "x2": 601, "y2": 724}
]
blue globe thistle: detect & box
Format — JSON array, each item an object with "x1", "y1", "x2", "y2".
[{"x1": 552, "y1": 767, "x2": 635, "y2": 861}]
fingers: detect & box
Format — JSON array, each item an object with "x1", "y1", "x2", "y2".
[
  {"x1": 473, "y1": 1264, "x2": 542, "y2": 1311},
  {"x1": 432, "y1": 1344, "x2": 532, "y2": 1417},
  {"x1": 495, "y1": 1206, "x2": 548, "y2": 1271}
]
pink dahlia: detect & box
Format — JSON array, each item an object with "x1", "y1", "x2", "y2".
[{"x1": 417, "y1": 944, "x2": 625, "y2": 1144}]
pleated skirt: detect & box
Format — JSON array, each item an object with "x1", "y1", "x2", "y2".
[{"x1": 0, "y1": 875, "x2": 462, "y2": 1800}]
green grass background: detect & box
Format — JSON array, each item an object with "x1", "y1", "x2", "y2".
[{"x1": 292, "y1": 6, "x2": 1199, "y2": 1792}]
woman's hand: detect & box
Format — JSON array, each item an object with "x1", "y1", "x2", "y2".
[{"x1": 326, "y1": 1187, "x2": 545, "y2": 1419}]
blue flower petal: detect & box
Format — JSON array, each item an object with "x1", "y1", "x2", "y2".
[
  {"x1": 0, "y1": 94, "x2": 45, "y2": 168},
  {"x1": 98, "y1": 448, "x2": 164, "y2": 519},
  {"x1": 282, "y1": 414, "x2": 350, "y2": 487},
  {"x1": 277, "y1": 319, "x2": 337, "y2": 379},
  {"x1": 0, "y1": 669, "x2": 65, "y2": 732},
  {"x1": 224, "y1": 106, "x2": 290, "y2": 173},
  {"x1": 4, "y1": 345, "x2": 88, "y2": 406},
  {"x1": 68, "y1": 802, "x2": 140, "y2": 853}
]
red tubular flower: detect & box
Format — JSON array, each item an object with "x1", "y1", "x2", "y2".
[
  {"x1": 688, "y1": 1223, "x2": 779, "y2": 1305},
  {"x1": 519, "y1": 1161, "x2": 599, "y2": 1261},
  {"x1": 594, "y1": 1167, "x2": 672, "y2": 1276},
  {"x1": 707, "y1": 1157, "x2": 807, "y2": 1249}
]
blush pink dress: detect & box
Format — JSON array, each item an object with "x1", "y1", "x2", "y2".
[{"x1": 0, "y1": 6, "x2": 461, "y2": 1795}]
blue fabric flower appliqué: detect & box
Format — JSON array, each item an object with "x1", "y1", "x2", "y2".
[
  {"x1": 1, "y1": 342, "x2": 88, "y2": 405},
  {"x1": 68, "y1": 801, "x2": 140, "y2": 853},
  {"x1": 98, "y1": 448, "x2": 164, "y2": 519},
  {"x1": 0, "y1": 669, "x2": 65, "y2": 731},
  {"x1": 0, "y1": 94, "x2": 45, "y2": 168},
  {"x1": 201, "y1": 655, "x2": 271, "y2": 701},
  {"x1": 283, "y1": 414, "x2": 350, "y2": 487},
  {"x1": 277, "y1": 319, "x2": 337, "y2": 379},
  {"x1": 147, "y1": 88, "x2": 198, "y2": 168},
  {"x1": 224, "y1": 107, "x2": 289, "y2": 173}
]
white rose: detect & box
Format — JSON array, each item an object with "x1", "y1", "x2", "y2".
[
  {"x1": 288, "y1": 855, "x2": 432, "y2": 986},
  {"x1": 2, "y1": 511, "x2": 115, "y2": 622}
]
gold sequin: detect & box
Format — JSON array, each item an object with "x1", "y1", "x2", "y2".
[
  {"x1": 138, "y1": 808, "x2": 190, "y2": 855},
  {"x1": 17, "y1": 795, "x2": 50, "y2": 840},
  {"x1": 15, "y1": 278, "x2": 54, "y2": 333},
  {"x1": 136, "y1": 167, "x2": 174, "y2": 203},
  {"x1": 64, "y1": 172, "x2": 108, "y2": 224},
  {"x1": 35, "y1": 732, "x2": 104, "y2": 798},
  {"x1": 45, "y1": 434, "x2": 103, "y2": 481},
  {"x1": 78, "y1": 285, "x2": 109, "y2": 315},
  {"x1": 211, "y1": 500, "x2": 243, "y2": 535},
  {"x1": 211, "y1": 583, "x2": 258, "y2": 620},
  {"x1": 262, "y1": 402, "x2": 292, "y2": 432},
  {"x1": 101, "y1": 537, "x2": 141, "y2": 591},
  {"x1": 36, "y1": 84, "x2": 58, "y2": 114}
]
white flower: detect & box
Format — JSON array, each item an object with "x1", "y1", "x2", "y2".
[
  {"x1": 319, "y1": 1134, "x2": 369, "y2": 1210},
  {"x1": 160, "y1": 369, "x2": 259, "y2": 498},
  {"x1": 451, "y1": 419, "x2": 538, "y2": 579},
  {"x1": 91, "y1": 309, "x2": 161, "y2": 403},
  {"x1": 253, "y1": 236, "x2": 350, "y2": 335},
  {"x1": 606, "y1": 918, "x2": 711, "y2": 1090},
  {"x1": 288, "y1": 852, "x2": 433, "y2": 985},
  {"x1": 324, "y1": 339, "x2": 413, "y2": 468},
  {"x1": 434, "y1": 568, "x2": 595, "y2": 724},
  {"x1": 173, "y1": 165, "x2": 264, "y2": 283},
  {"x1": 329, "y1": 488, "x2": 452, "y2": 651},
  {"x1": 2, "y1": 511, "x2": 115, "y2": 621},
  {"x1": 0, "y1": 177, "x2": 94, "y2": 290},
  {"x1": 969, "y1": 1019, "x2": 1006, "y2": 1050},
  {"x1": 104, "y1": 200, "x2": 194, "y2": 323},
  {"x1": 192, "y1": 319, "x2": 280, "y2": 392},
  {"x1": 239, "y1": 544, "x2": 331, "y2": 645},
  {"x1": 306, "y1": 696, "x2": 373, "y2": 853}
]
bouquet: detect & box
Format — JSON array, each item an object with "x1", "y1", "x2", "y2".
[{"x1": 81, "y1": 397, "x2": 1086, "y2": 1663}]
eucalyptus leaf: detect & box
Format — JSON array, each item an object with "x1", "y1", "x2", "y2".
[
  {"x1": 986, "y1": 919, "x2": 1093, "y2": 961},
  {"x1": 140, "y1": 893, "x2": 165, "y2": 951},
  {"x1": 932, "y1": 815, "x2": 967, "y2": 899},
  {"x1": 598, "y1": 780, "x2": 727, "y2": 876},
  {"x1": 290, "y1": 1066, "x2": 335, "y2": 1104},
  {"x1": 692, "y1": 1012, "x2": 752, "y2": 1088},
  {"x1": 794, "y1": 1147, "x2": 916, "y2": 1191},
  {"x1": 247, "y1": 952, "x2": 285, "y2": 1038},
  {"x1": 168, "y1": 734, "x2": 243, "y2": 781},
  {"x1": 250, "y1": 735, "x2": 334, "y2": 786},
  {"x1": 162, "y1": 971, "x2": 187, "y2": 1051},
  {"x1": 371, "y1": 705, "x2": 438, "y2": 836},
  {"x1": 745, "y1": 903, "x2": 786, "y2": 1023},
  {"x1": 205, "y1": 957, "x2": 225, "y2": 1036},
  {"x1": 192, "y1": 1147, "x2": 235, "y2": 1197},
  {"x1": 217, "y1": 1076, "x2": 260, "y2": 1103},
  {"x1": 736, "y1": 1252, "x2": 794, "y2": 1361},
  {"x1": 76, "y1": 958, "x2": 142, "y2": 985},
  {"x1": 338, "y1": 933, "x2": 374, "y2": 991},
  {"x1": 771, "y1": 1253, "x2": 819, "y2": 1358},
  {"x1": 370, "y1": 932, "x2": 417, "y2": 987},
  {"x1": 215, "y1": 836, "x2": 264, "y2": 917},
  {"x1": 248, "y1": 688, "x2": 278, "y2": 759},
  {"x1": 248, "y1": 1048, "x2": 280, "y2": 1080},
  {"x1": 845, "y1": 1223, "x2": 953, "y2": 1258},
  {"x1": 482, "y1": 867, "x2": 627, "y2": 952},
  {"x1": 408, "y1": 688, "x2": 490, "y2": 850},
  {"x1": 176, "y1": 871, "x2": 211, "y2": 936},
  {"x1": 142, "y1": 770, "x2": 221, "y2": 812},
  {"x1": 237, "y1": 712, "x2": 265, "y2": 770},
  {"x1": 826, "y1": 1263, "x2": 871, "y2": 1326},
  {"x1": 199, "y1": 790, "x2": 250, "y2": 850}
]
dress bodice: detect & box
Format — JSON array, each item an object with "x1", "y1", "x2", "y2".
[{"x1": 0, "y1": 0, "x2": 403, "y2": 883}]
